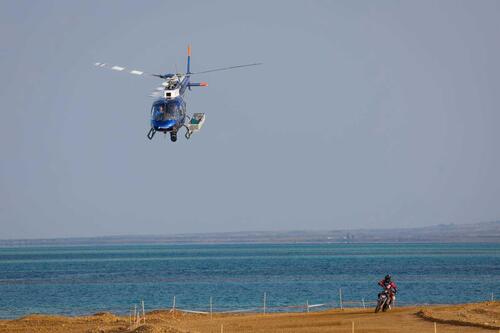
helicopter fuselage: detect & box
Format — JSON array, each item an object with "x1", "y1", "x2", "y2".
[
  {"x1": 150, "y1": 97, "x2": 187, "y2": 133},
  {"x1": 149, "y1": 74, "x2": 190, "y2": 138}
]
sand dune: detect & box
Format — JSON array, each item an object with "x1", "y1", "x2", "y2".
[{"x1": 0, "y1": 302, "x2": 498, "y2": 333}]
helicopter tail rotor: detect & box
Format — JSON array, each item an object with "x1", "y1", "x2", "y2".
[{"x1": 187, "y1": 44, "x2": 192, "y2": 75}]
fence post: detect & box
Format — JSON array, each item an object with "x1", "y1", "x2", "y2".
[
  {"x1": 339, "y1": 288, "x2": 343, "y2": 310},
  {"x1": 221, "y1": 324, "x2": 224, "y2": 333},
  {"x1": 210, "y1": 296, "x2": 213, "y2": 319},
  {"x1": 141, "y1": 300, "x2": 145, "y2": 324},
  {"x1": 434, "y1": 322, "x2": 437, "y2": 333},
  {"x1": 263, "y1": 292, "x2": 267, "y2": 315},
  {"x1": 134, "y1": 304, "x2": 137, "y2": 324},
  {"x1": 362, "y1": 298, "x2": 365, "y2": 309},
  {"x1": 172, "y1": 296, "x2": 176, "y2": 311},
  {"x1": 491, "y1": 292, "x2": 494, "y2": 301},
  {"x1": 351, "y1": 321, "x2": 355, "y2": 333},
  {"x1": 306, "y1": 300, "x2": 309, "y2": 313}
]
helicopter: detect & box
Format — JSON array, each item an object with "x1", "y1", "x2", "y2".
[{"x1": 94, "y1": 46, "x2": 261, "y2": 142}]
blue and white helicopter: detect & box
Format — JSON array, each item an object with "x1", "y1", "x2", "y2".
[{"x1": 95, "y1": 46, "x2": 261, "y2": 142}]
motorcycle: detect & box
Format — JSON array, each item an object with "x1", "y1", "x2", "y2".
[{"x1": 374, "y1": 286, "x2": 395, "y2": 313}]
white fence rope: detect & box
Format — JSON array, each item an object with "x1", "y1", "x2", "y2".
[
  {"x1": 65, "y1": 289, "x2": 470, "y2": 318},
  {"x1": 172, "y1": 299, "x2": 381, "y2": 315},
  {"x1": 219, "y1": 308, "x2": 260, "y2": 313},
  {"x1": 168, "y1": 298, "x2": 482, "y2": 316},
  {"x1": 177, "y1": 309, "x2": 210, "y2": 314}
]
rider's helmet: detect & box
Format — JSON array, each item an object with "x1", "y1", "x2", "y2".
[{"x1": 384, "y1": 274, "x2": 391, "y2": 282}]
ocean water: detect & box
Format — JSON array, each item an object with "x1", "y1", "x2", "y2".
[{"x1": 0, "y1": 243, "x2": 498, "y2": 318}]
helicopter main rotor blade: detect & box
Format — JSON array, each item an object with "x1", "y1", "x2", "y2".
[
  {"x1": 189, "y1": 62, "x2": 262, "y2": 75},
  {"x1": 94, "y1": 62, "x2": 165, "y2": 79},
  {"x1": 149, "y1": 91, "x2": 164, "y2": 98},
  {"x1": 148, "y1": 86, "x2": 166, "y2": 98}
]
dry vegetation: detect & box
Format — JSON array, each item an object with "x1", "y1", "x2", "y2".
[{"x1": 0, "y1": 302, "x2": 498, "y2": 333}]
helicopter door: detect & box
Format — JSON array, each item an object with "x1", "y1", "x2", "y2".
[{"x1": 151, "y1": 103, "x2": 166, "y2": 121}]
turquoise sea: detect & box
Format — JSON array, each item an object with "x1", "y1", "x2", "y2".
[{"x1": 0, "y1": 243, "x2": 498, "y2": 318}]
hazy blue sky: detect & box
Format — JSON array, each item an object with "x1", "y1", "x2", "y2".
[{"x1": 1, "y1": 0, "x2": 500, "y2": 239}]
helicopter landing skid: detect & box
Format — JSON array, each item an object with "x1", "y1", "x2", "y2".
[
  {"x1": 183, "y1": 125, "x2": 192, "y2": 140},
  {"x1": 147, "y1": 127, "x2": 156, "y2": 140}
]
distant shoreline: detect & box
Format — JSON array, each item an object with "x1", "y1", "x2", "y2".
[
  {"x1": 1, "y1": 221, "x2": 498, "y2": 246},
  {"x1": 1, "y1": 240, "x2": 500, "y2": 248}
]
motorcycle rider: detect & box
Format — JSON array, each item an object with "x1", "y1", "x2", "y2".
[{"x1": 378, "y1": 274, "x2": 397, "y2": 306}]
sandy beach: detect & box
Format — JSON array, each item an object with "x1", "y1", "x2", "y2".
[{"x1": 0, "y1": 302, "x2": 498, "y2": 333}]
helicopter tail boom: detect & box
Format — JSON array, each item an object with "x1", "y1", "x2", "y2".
[{"x1": 188, "y1": 82, "x2": 208, "y2": 87}]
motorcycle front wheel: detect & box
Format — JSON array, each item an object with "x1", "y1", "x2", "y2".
[
  {"x1": 382, "y1": 299, "x2": 391, "y2": 312},
  {"x1": 374, "y1": 299, "x2": 385, "y2": 313}
]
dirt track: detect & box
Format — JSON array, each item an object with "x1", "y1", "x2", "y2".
[{"x1": 0, "y1": 302, "x2": 498, "y2": 333}]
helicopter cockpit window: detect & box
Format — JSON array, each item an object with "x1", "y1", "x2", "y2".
[
  {"x1": 152, "y1": 104, "x2": 165, "y2": 121},
  {"x1": 152, "y1": 102, "x2": 178, "y2": 121}
]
